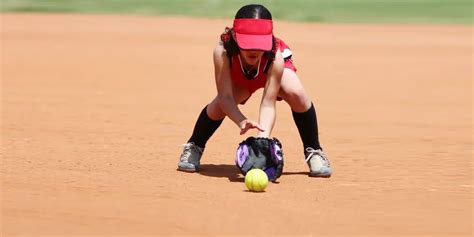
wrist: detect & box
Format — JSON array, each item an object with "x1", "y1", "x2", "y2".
[
  {"x1": 238, "y1": 118, "x2": 248, "y2": 127},
  {"x1": 257, "y1": 131, "x2": 269, "y2": 138}
]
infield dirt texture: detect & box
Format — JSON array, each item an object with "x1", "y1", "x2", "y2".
[{"x1": 2, "y1": 13, "x2": 472, "y2": 236}]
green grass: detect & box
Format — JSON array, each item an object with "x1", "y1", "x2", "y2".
[{"x1": 1, "y1": 0, "x2": 472, "y2": 24}]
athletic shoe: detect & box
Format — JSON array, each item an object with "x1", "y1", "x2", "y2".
[
  {"x1": 177, "y1": 142, "x2": 203, "y2": 172},
  {"x1": 305, "y1": 147, "x2": 332, "y2": 177}
]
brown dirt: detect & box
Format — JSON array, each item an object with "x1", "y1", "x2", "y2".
[{"x1": 1, "y1": 13, "x2": 472, "y2": 237}]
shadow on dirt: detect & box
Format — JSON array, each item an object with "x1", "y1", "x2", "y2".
[
  {"x1": 198, "y1": 164, "x2": 244, "y2": 182},
  {"x1": 282, "y1": 171, "x2": 308, "y2": 176},
  {"x1": 197, "y1": 164, "x2": 310, "y2": 182}
]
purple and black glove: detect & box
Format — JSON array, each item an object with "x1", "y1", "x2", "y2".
[{"x1": 235, "y1": 137, "x2": 284, "y2": 181}]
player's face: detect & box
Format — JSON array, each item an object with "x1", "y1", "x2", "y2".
[{"x1": 239, "y1": 50, "x2": 264, "y2": 66}]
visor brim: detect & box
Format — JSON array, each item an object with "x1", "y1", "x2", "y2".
[{"x1": 235, "y1": 33, "x2": 273, "y2": 51}]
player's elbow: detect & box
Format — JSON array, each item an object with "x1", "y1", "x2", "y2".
[{"x1": 216, "y1": 95, "x2": 234, "y2": 110}]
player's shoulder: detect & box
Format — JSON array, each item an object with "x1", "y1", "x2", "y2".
[
  {"x1": 213, "y1": 42, "x2": 229, "y2": 65},
  {"x1": 213, "y1": 42, "x2": 227, "y2": 57},
  {"x1": 273, "y1": 50, "x2": 285, "y2": 67}
]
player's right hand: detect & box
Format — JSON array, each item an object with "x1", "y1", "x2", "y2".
[{"x1": 239, "y1": 119, "x2": 265, "y2": 135}]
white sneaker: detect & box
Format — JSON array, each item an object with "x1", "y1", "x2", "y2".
[
  {"x1": 305, "y1": 147, "x2": 332, "y2": 177},
  {"x1": 177, "y1": 142, "x2": 203, "y2": 172}
]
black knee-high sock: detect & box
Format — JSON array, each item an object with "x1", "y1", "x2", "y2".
[
  {"x1": 292, "y1": 103, "x2": 322, "y2": 151},
  {"x1": 188, "y1": 105, "x2": 224, "y2": 149}
]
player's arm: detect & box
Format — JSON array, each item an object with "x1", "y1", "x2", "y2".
[
  {"x1": 257, "y1": 51, "x2": 284, "y2": 138},
  {"x1": 213, "y1": 43, "x2": 264, "y2": 134}
]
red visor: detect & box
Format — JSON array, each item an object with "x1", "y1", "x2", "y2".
[{"x1": 233, "y1": 19, "x2": 273, "y2": 51}]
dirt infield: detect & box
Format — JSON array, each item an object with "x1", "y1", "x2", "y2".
[{"x1": 2, "y1": 13, "x2": 472, "y2": 236}]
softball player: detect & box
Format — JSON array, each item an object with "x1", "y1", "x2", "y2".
[{"x1": 177, "y1": 4, "x2": 332, "y2": 177}]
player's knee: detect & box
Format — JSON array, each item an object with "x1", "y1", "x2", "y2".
[
  {"x1": 284, "y1": 89, "x2": 311, "y2": 111},
  {"x1": 208, "y1": 97, "x2": 227, "y2": 120},
  {"x1": 288, "y1": 88, "x2": 308, "y2": 104}
]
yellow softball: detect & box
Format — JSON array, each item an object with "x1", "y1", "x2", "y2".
[{"x1": 245, "y1": 168, "x2": 269, "y2": 192}]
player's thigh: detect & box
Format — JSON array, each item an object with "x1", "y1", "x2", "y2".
[{"x1": 278, "y1": 68, "x2": 311, "y2": 112}]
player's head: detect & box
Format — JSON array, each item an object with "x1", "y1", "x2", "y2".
[
  {"x1": 220, "y1": 4, "x2": 276, "y2": 66},
  {"x1": 233, "y1": 4, "x2": 273, "y2": 51}
]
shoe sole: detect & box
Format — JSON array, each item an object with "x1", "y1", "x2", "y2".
[
  {"x1": 309, "y1": 173, "x2": 331, "y2": 178},
  {"x1": 309, "y1": 170, "x2": 332, "y2": 178},
  {"x1": 177, "y1": 166, "x2": 198, "y2": 172}
]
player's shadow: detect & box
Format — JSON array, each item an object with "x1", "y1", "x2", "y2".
[
  {"x1": 198, "y1": 165, "x2": 309, "y2": 182},
  {"x1": 198, "y1": 164, "x2": 244, "y2": 182},
  {"x1": 282, "y1": 171, "x2": 308, "y2": 176}
]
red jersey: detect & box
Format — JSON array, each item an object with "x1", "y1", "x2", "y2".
[{"x1": 230, "y1": 38, "x2": 297, "y2": 94}]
